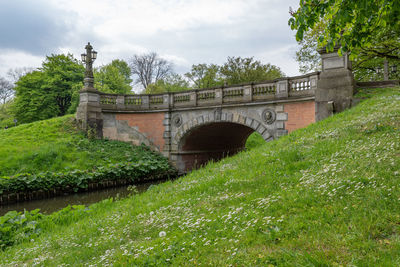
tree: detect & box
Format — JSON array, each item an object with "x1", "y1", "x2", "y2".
[
  {"x1": 12, "y1": 54, "x2": 84, "y2": 123},
  {"x1": 40, "y1": 54, "x2": 85, "y2": 116},
  {"x1": 12, "y1": 71, "x2": 58, "y2": 123},
  {"x1": 129, "y1": 52, "x2": 173, "y2": 89},
  {"x1": 95, "y1": 59, "x2": 133, "y2": 94},
  {"x1": 0, "y1": 77, "x2": 14, "y2": 105},
  {"x1": 295, "y1": 22, "x2": 325, "y2": 74},
  {"x1": 7, "y1": 67, "x2": 34, "y2": 84},
  {"x1": 289, "y1": 0, "x2": 400, "y2": 55},
  {"x1": 0, "y1": 101, "x2": 14, "y2": 128},
  {"x1": 185, "y1": 64, "x2": 223, "y2": 89},
  {"x1": 219, "y1": 57, "x2": 284, "y2": 85},
  {"x1": 294, "y1": 21, "x2": 400, "y2": 81},
  {"x1": 144, "y1": 74, "x2": 190, "y2": 94},
  {"x1": 351, "y1": 29, "x2": 400, "y2": 81}
]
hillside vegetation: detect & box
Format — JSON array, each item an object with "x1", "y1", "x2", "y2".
[
  {"x1": 0, "y1": 115, "x2": 166, "y2": 176},
  {"x1": 1, "y1": 87, "x2": 399, "y2": 265}
]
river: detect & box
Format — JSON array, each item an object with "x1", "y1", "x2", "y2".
[{"x1": 0, "y1": 181, "x2": 162, "y2": 216}]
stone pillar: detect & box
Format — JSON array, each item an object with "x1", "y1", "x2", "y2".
[
  {"x1": 276, "y1": 79, "x2": 289, "y2": 98},
  {"x1": 316, "y1": 47, "x2": 354, "y2": 121},
  {"x1": 141, "y1": 95, "x2": 150, "y2": 109},
  {"x1": 162, "y1": 112, "x2": 172, "y2": 157},
  {"x1": 383, "y1": 59, "x2": 389, "y2": 81},
  {"x1": 76, "y1": 88, "x2": 103, "y2": 138},
  {"x1": 243, "y1": 85, "x2": 252, "y2": 102},
  {"x1": 215, "y1": 88, "x2": 223, "y2": 104},
  {"x1": 116, "y1": 95, "x2": 125, "y2": 110}
]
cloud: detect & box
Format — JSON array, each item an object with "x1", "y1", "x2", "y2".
[
  {"x1": 0, "y1": 49, "x2": 43, "y2": 78},
  {"x1": 0, "y1": 0, "x2": 302, "y2": 78},
  {"x1": 0, "y1": 0, "x2": 71, "y2": 55}
]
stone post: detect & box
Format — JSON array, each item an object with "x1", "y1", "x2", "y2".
[
  {"x1": 76, "y1": 88, "x2": 103, "y2": 138},
  {"x1": 141, "y1": 95, "x2": 150, "y2": 109},
  {"x1": 190, "y1": 91, "x2": 197, "y2": 106},
  {"x1": 243, "y1": 85, "x2": 252, "y2": 102},
  {"x1": 215, "y1": 88, "x2": 223, "y2": 104},
  {"x1": 316, "y1": 47, "x2": 354, "y2": 121},
  {"x1": 162, "y1": 112, "x2": 171, "y2": 158},
  {"x1": 309, "y1": 74, "x2": 319, "y2": 91},
  {"x1": 116, "y1": 95, "x2": 125, "y2": 109},
  {"x1": 276, "y1": 79, "x2": 289, "y2": 98}
]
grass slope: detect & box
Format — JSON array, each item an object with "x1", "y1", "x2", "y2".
[
  {"x1": 0, "y1": 115, "x2": 160, "y2": 176},
  {"x1": 1, "y1": 87, "x2": 400, "y2": 266}
]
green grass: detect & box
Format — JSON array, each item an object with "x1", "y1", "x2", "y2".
[
  {"x1": 0, "y1": 115, "x2": 160, "y2": 176},
  {"x1": 246, "y1": 131, "x2": 265, "y2": 150},
  {"x1": 1, "y1": 87, "x2": 400, "y2": 266}
]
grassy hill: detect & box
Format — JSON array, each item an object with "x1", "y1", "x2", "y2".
[
  {"x1": 1, "y1": 87, "x2": 399, "y2": 266},
  {"x1": 0, "y1": 115, "x2": 164, "y2": 176}
]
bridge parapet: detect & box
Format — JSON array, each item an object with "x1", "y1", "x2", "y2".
[{"x1": 98, "y1": 72, "x2": 319, "y2": 112}]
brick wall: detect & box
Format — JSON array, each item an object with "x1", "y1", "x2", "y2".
[
  {"x1": 284, "y1": 101, "x2": 315, "y2": 133},
  {"x1": 116, "y1": 112, "x2": 166, "y2": 151}
]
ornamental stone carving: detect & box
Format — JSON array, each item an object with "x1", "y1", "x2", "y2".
[
  {"x1": 262, "y1": 109, "x2": 276, "y2": 124},
  {"x1": 172, "y1": 114, "x2": 183, "y2": 127}
]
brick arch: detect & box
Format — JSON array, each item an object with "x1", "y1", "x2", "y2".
[
  {"x1": 172, "y1": 112, "x2": 272, "y2": 147},
  {"x1": 172, "y1": 112, "x2": 272, "y2": 172}
]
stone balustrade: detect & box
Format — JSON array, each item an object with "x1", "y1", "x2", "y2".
[{"x1": 98, "y1": 72, "x2": 319, "y2": 111}]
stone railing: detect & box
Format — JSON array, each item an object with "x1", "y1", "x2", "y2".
[
  {"x1": 288, "y1": 73, "x2": 318, "y2": 97},
  {"x1": 98, "y1": 72, "x2": 319, "y2": 111}
]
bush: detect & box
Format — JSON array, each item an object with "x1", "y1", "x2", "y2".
[{"x1": 0, "y1": 159, "x2": 176, "y2": 195}]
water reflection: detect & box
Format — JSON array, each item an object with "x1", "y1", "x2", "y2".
[{"x1": 0, "y1": 181, "x2": 161, "y2": 216}]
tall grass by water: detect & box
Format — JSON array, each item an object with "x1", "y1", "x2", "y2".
[{"x1": 1, "y1": 87, "x2": 399, "y2": 266}]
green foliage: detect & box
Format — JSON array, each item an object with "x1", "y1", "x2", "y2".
[
  {"x1": 41, "y1": 54, "x2": 85, "y2": 115},
  {"x1": 245, "y1": 132, "x2": 265, "y2": 150},
  {"x1": 289, "y1": 0, "x2": 400, "y2": 54},
  {"x1": 12, "y1": 54, "x2": 84, "y2": 123},
  {"x1": 352, "y1": 28, "x2": 400, "y2": 81},
  {"x1": 144, "y1": 74, "x2": 190, "y2": 94},
  {"x1": 1, "y1": 87, "x2": 399, "y2": 265},
  {"x1": 185, "y1": 63, "x2": 223, "y2": 89},
  {"x1": 0, "y1": 101, "x2": 15, "y2": 128},
  {"x1": 12, "y1": 71, "x2": 58, "y2": 123},
  {"x1": 94, "y1": 59, "x2": 133, "y2": 94},
  {"x1": 220, "y1": 56, "x2": 285, "y2": 85},
  {"x1": 140, "y1": 56, "x2": 284, "y2": 94},
  {"x1": 294, "y1": 17, "x2": 400, "y2": 81},
  {"x1": 295, "y1": 22, "x2": 324, "y2": 74},
  {"x1": 0, "y1": 114, "x2": 176, "y2": 196},
  {"x1": 0, "y1": 115, "x2": 173, "y2": 176},
  {"x1": 0, "y1": 209, "x2": 43, "y2": 250},
  {"x1": 0, "y1": 205, "x2": 93, "y2": 250},
  {"x1": 184, "y1": 57, "x2": 284, "y2": 89},
  {"x1": 0, "y1": 156, "x2": 174, "y2": 195}
]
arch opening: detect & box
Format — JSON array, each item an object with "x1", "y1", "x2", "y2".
[{"x1": 176, "y1": 122, "x2": 256, "y2": 172}]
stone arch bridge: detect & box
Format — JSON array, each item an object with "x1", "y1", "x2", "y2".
[{"x1": 77, "y1": 49, "x2": 354, "y2": 173}]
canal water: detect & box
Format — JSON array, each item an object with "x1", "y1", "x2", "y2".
[{"x1": 0, "y1": 181, "x2": 162, "y2": 216}]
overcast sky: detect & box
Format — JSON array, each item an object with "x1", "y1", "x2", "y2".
[{"x1": 0, "y1": 0, "x2": 301, "y2": 80}]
